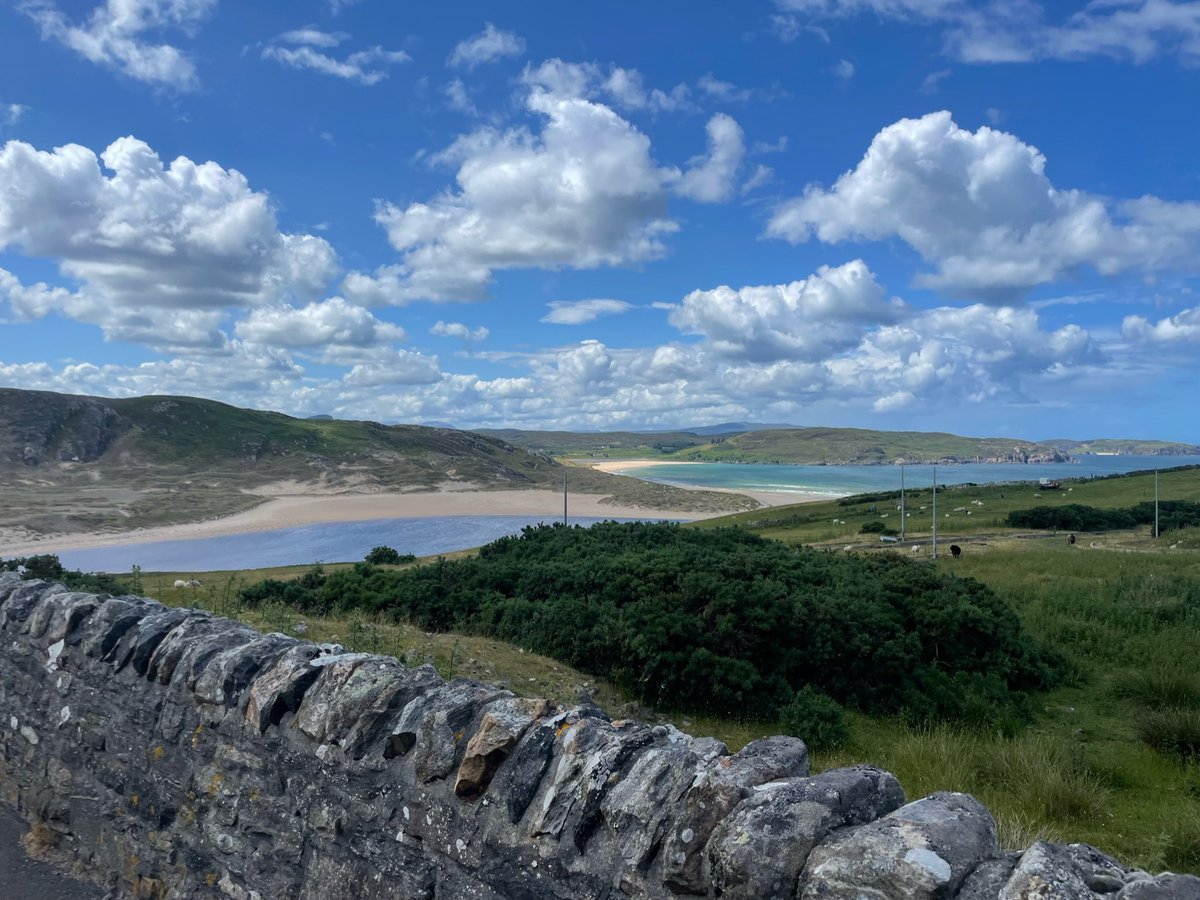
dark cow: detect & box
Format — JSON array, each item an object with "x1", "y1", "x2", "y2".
[{"x1": 949, "y1": 544, "x2": 962, "y2": 559}]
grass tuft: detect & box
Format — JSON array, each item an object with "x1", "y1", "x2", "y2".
[
  {"x1": 1135, "y1": 708, "x2": 1200, "y2": 762},
  {"x1": 1114, "y1": 666, "x2": 1200, "y2": 711}
]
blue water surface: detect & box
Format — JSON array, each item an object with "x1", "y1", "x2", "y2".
[
  {"x1": 57, "y1": 516, "x2": 657, "y2": 574},
  {"x1": 623, "y1": 455, "x2": 1199, "y2": 499}
]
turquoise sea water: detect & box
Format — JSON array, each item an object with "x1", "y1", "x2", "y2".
[
  {"x1": 51, "y1": 455, "x2": 1196, "y2": 573},
  {"x1": 620, "y1": 455, "x2": 1199, "y2": 500}
]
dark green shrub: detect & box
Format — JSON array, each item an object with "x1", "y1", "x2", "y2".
[
  {"x1": 237, "y1": 522, "x2": 1061, "y2": 726},
  {"x1": 1008, "y1": 500, "x2": 1200, "y2": 534},
  {"x1": 781, "y1": 685, "x2": 849, "y2": 752},
  {"x1": 366, "y1": 546, "x2": 415, "y2": 565},
  {"x1": 859, "y1": 521, "x2": 894, "y2": 534},
  {"x1": 20, "y1": 554, "x2": 65, "y2": 581}
]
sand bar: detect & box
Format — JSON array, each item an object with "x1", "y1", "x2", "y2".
[
  {"x1": 585, "y1": 458, "x2": 709, "y2": 474},
  {"x1": 2, "y1": 484, "x2": 805, "y2": 557}
]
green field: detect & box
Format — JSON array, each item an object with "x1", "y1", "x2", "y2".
[{"x1": 58, "y1": 465, "x2": 1200, "y2": 873}]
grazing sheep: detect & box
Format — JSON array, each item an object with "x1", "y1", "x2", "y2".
[
  {"x1": 173, "y1": 579, "x2": 188, "y2": 588},
  {"x1": 911, "y1": 544, "x2": 923, "y2": 555},
  {"x1": 949, "y1": 544, "x2": 962, "y2": 559}
]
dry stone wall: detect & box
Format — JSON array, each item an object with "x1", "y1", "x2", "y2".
[{"x1": 1, "y1": 572, "x2": 1198, "y2": 899}]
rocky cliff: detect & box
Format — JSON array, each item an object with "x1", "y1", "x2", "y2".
[{"x1": 1, "y1": 573, "x2": 1196, "y2": 898}]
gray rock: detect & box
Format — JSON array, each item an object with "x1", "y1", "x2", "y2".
[
  {"x1": 244, "y1": 643, "x2": 338, "y2": 732},
  {"x1": 801, "y1": 791, "x2": 998, "y2": 899},
  {"x1": 1000, "y1": 842, "x2": 1129, "y2": 899},
  {"x1": 600, "y1": 736, "x2": 715, "y2": 872},
  {"x1": 1118, "y1": 874, "x2": 1200, "y2": 899},
  {"x1": 956, "y1": 852, "x2": 1020, "y2": 899},
  {"x1": 708, "y1": 765, "x2": 906, "y2": 899}
]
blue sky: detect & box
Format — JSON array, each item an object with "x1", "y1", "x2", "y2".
[{"x1": 1, "y1": 0, "x2": 1198, "y2": 440}]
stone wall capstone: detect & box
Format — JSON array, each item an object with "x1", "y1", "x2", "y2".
[{"x1": 1, "y1": 572, "x2": 1197, "y2": 899}]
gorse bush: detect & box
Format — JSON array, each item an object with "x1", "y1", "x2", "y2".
[
  {"x1": 781, "y1": 686, "x2": 848, "y2": 752},
  {"x1": 1007, "y1": 500, "x2": 1200, "y2": 533},
  {"x1": 858, "y1": 521, "x2": 896, "y2": 535},
  {"x1": 2, "y1": 554, "x2": 124, "y2": 594},
  {"x1": 238, "y1": 522, "x2": 1063, "y2": 725},
  {"x1": 365, "y1": 546, "x2": 416, "y2": 565}
]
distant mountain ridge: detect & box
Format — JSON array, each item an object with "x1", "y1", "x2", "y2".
[{"x1": 484, "y1": 424, "x2": 1074, "y2": 465}]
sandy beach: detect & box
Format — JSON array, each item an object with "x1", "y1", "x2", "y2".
[{"x1": 3, "y1": 476, "x2": 803, "y2": 557}]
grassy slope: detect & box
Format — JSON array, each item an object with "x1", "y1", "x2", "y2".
[
  {"x1": 669, "y1": 427, "x2": 1068, "y2": 465},
  {"x1": 476, "y1": 425, "x2": 1071, "y2": 464},
  {"x1": 696, "y1": 465, "x2": 1200, "y2": 547}
]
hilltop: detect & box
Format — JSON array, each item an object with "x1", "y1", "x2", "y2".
[{"x1": 0, "y1": 389, "x2": 753, "y2": 538}]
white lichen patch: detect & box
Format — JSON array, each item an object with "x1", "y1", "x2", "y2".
[
  {"x1": 904, "y1": 847, "x2": 952, "y2": 883},
  {"x1": 46, "y1": 638, "x2": 64, "y2": 672}
]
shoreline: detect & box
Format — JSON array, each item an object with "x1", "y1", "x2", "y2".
[{"x1": 2, "y1": 483, "x2": 805, "y2": 558}]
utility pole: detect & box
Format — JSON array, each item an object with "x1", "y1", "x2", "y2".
[
  {"x1": 563, "y1": 470, "x2": 568, "y2": 526},
  {"x1": 900, "y1": 463, "x2": 906, "y2": 542},
  {"x1": 1155, "y1": 469, "x2": 1160, "y2": 539},
  {"x1": 931, "y1": 463, "x2": 938, "y2": 560}
]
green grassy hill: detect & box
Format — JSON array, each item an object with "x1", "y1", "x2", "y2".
[
  {"x1": 478, "y1": 424, "x2": 1072, "y2": 464},
  {"x1": 0, "y1": 389, "x2": 753, "y2": 537},
  {"x1": 1043, "y1": 438, "x2": 1200, "y2": 456},
  {"x1": 669, "y1": 426, "x2": 1071, "y2": 465}
]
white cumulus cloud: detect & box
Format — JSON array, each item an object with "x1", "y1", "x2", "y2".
[
  {"x1": 235, "y1": 297, "x2": 405, "y2": 348},
  {"x1": 371, "y1": 76, "x2": 680, "y2": 302},
  {"x1": 448, "y1": 23, "x2": 526, "y2": 70},
  {"x1": 23, "y1": 0, "x2": 216, "y2": 90},
  {"x1": 672, "y1": 114, "x2": 746, "y2": 204},
  {"x1": 0, "y1": 136, "x2": 338, "y2": 348},
  {"x1": 263, "y1": 28, "x2": 410, "y2": 85},
  {"x1": 775, "y1": 0, "x2": 1200, "y2": 65},
  {"x1": 1123, "y1": 305, "x2": 1200, "y2": 343},
  {"x1": 669, "y1": 260, "x2": 903, "y2": 362},
  {"x1": 431, "y1": 320, "x2": 489, "y2": 342},
  {"x1": 541, "y1": 299, "x2": 634, "y2": 325},
  {"x1": 767, "y1": 111, "x2": 1200, "y2": 298}
]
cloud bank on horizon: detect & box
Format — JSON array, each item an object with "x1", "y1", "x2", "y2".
[{"x1": 0, "y1": 0, "x2": 1197, "y2": 440}]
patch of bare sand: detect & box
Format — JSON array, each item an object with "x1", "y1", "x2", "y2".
[{"x1": 3, "y1": 485, "x2": 807, "y2": 557}]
